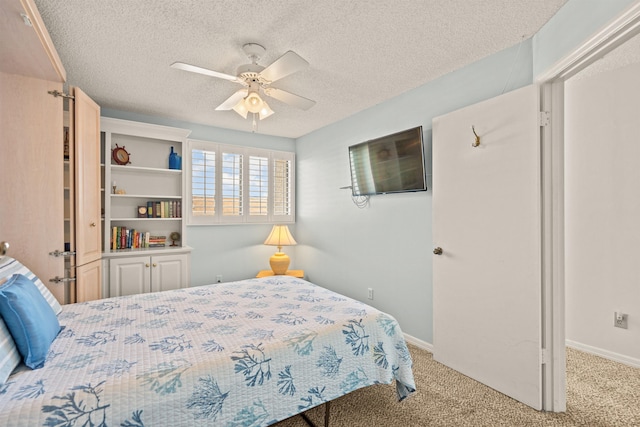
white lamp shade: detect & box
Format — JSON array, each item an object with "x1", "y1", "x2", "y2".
[
  {"x1": 232, "y1": 99, "x2": 249, "y2": 118},
  {"x1": 264, "y1": 225, "x2": 297, "y2": 247},
  {"x1": 258, "y1": 101, "x2": 274, "y2": 120},
  {"x1": 245, "y1": 91, "x2": 264, "y2": 113}
]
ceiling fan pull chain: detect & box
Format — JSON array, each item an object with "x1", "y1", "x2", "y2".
[{"x1": 252, "y1": 113, "x2": 257, "y2": 132}]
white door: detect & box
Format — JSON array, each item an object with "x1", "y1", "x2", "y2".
[{"x1": 432, "y1": 85, "x2": 543, "y2": 409}]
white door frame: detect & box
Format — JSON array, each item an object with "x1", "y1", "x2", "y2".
[{"x1": 537, "y1": 1, "x2": 640, "y2": 412}]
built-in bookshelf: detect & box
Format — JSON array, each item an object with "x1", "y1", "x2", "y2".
[{"x1": 101, "y1": 118, "x2": 191, "y2": 256}]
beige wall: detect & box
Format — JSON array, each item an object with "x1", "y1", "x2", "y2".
[{"x1": 565, "y1": 60, "x2": 640, "y2": 365}]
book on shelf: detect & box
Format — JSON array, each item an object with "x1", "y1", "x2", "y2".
[
  {"x1": 111, "y1": 227, "x2": 167, "y2": 250},
  {"x1": 137, "y1": 200, "x2": 181, "y2": 218}
]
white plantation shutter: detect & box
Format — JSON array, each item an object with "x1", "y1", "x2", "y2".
[
  {"x1": 190, "y1": 147, "x2": 215, "y2": 223},
  {"x1": 249, "y1": 155, "x2": 269, "y2": 217},
  {"x1": 187, "y1": 139, "x2": 294, "y2": 224},
  {"x1": 221, "y1": 150, "x2": 243, "y2": 220},
  {"x1": 272, "y1": 153, "x2": 294, "y2": 221}
]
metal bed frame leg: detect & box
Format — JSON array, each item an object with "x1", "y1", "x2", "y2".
[{"x1": 300, "y1": 401, "x2": 330, "y2": 427}]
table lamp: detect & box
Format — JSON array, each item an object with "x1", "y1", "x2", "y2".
[{"x1": 264, "y1": 225, "x2": 297, "y2": 274}]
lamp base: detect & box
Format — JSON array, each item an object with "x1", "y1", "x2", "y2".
[{"x1": 269, "y1": 252, "x2": 290, "y2": 275}]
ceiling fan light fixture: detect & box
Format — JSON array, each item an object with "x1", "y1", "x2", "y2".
[
  {"x1": 258, "y1": 101, "x2": 274, "y2": 120},
  {"x1": 245, "y1": 91, "x2": 264, "y2": 113},
  {"x1": 232, "y1": 99, "x2": 249, "y2": 119}
]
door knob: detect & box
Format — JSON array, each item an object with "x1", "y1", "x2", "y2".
[{"x1": 433, "y1": 247, "x2": 443, "y2": 255}]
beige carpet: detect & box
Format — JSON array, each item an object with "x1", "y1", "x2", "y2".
[{"x1": 275, "y1": 345, "x2": 640, "y2": 426}]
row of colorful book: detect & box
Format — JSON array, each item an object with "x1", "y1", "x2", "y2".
[
  {"x1": 111, "y1": 227, "x2": 166, "y2": 250},
  {"x1": 142, "y1": 200, "x2": 181, "y2": 218}
]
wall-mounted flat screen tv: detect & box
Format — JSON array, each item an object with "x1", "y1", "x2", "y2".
[{"x1": 348, "y1": 126, "x2": 427, "y2": 196}]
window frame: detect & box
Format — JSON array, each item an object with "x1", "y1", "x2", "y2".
[{"x1": 187, "y1": 139, "x2": 295, "y2": 225}]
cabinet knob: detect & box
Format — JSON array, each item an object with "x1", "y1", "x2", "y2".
[
  {"x1": 145, "y1": 263, "x2": 150, "y2": 267},
  {"x1": 433, "y1": 247, "x2": 443, "y2": 255},
  {"x1": 152, "y1": 263, "x2": 157, "y2": 267},
  {"x1": 90, "y1": 222, "x2": 96, "y2": 227}
]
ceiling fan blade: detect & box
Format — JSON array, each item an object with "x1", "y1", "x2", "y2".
[
  {"x1": 215, "y1": 89, "x2": 248, "y2": 110},
  {"x1": 264, "y1": 87, "x2": 316, "y2": 110},
  {"x1": 259, "y1": 51, "x2": 309, "y2": 83},
  {"x1": 171, "y1": 62, "x2": 240, "y2": 82},
  {"x1": 216, "y1": 89, "x2": 248, "y2": 111}
]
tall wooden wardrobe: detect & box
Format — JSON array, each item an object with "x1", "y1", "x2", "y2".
[{"x1": 0, "y1": 0, "x2": 102, "y2": 303}]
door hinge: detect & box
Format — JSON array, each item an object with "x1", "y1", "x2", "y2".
[
  {"x1": 47, "y1": 90, "x2": 74, "y2": 100},
  {"x1": 539, "y1": 111, "x2": 550, "y2": 127},
  {"x1": 49, "y1": 276, "x2": 76, "y2": 284},
  {"x1": 541, "y1": 349, "x2": 548, "y2": 364},
  {"x1": 49, "y1": 249, "x2": 76, "y2": 258}
]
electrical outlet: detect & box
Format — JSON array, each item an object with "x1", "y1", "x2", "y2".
[
  {"x1": 367, "y1": 288, "x2": 373, "y2": 300},
  {"x1": 216, "y1": 275, "x2": 222, "y2": 283},
  {"x1": 614, "y1": 312, "x2": 628, "y2": 329}
]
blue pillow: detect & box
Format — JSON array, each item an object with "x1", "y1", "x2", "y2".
[{"x1": 0, "y1": 274, "x2": 61, "y2": 369}]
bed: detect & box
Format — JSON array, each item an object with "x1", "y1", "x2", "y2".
[{"x1": 0, "y1": 257, "x2": 415, "y2": 426}]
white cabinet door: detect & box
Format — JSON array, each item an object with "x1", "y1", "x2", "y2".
[
  {"x1": 109, "y1": 256, "x2": 151, "y2": 297},
  {"x1": 108, "y1": 252, "x2": 189, "y2": 297},
  {"x1": 152, "y1": 253, "x2": 188, "y2": 293},
  {"x1": 432, "y1": 85, "x2": 543, "y2": 410}
]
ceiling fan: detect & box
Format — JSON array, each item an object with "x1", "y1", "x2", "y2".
[{"x1": 171, "y1": 43, "x2": 315, "y2": 124}]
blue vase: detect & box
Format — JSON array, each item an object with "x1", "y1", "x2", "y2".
[{"x1": 169, "y1": 146, "x2": 181, "y2": 170}]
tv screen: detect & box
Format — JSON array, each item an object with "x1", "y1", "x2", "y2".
[{"x1": 348, "y1": 126, "x2": 427, "y2": 196}]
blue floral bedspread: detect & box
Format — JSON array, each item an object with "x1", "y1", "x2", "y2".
[{"x1": 0, "y1": 276, "x2": 415, "y2": 426}]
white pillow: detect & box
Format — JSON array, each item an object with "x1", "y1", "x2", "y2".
[
  {"x1": 0, "y1": 318, "x2": 21, "y2": 386},
  {"x1": 0, "y1": 256, "x2": 62, "y2": 315}
]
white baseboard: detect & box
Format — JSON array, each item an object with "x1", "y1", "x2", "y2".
[
  {"x1": 402, "y1": 336, "x2": 639, "y2": 368},
  {"x1": 402, "y1": 335, "x2": 639, "y2": 368},
  {"x1": 403, "y1": 333, "x2": 433, "y2": 353},
  {"x1": 566, "y1": 340, "x2": 640, "y2": 368}
]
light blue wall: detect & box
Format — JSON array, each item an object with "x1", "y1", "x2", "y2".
[
  {"x1": 533, "y1": 0, "x2": 636, "y2": 77},
  {"x1": 294, "y1": 0, "x2": 636, "y2": 344},
  {"x1": 101, "y1": 108, "x2": 297, "y2": 286},
  {"x1": 295, "y1": 40, "x2": 534, "y2": 343}
]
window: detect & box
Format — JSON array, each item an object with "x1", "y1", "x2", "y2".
[
  {"x1": 249, "y1": 155, "x2": 268, "y2": 216},
  {"x1": 187, "y1": 139, "x2": 295, "y2": 225},
  {"x1": 191, "y1": 149, "x2": 215, "y2": 217}
]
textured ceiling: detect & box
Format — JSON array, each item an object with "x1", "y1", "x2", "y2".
[{"x1": 34, "y1": 0, "x2": 568, "y2": 138}]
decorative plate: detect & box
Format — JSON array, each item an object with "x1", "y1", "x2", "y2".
[{"x1": 112, "y1": 144, "x2": 131, "y2": 165}]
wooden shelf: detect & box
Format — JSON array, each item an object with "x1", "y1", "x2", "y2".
[
  {"x1": 110, "y1": 194, "x2": 181, "y2": 199},
  {"x1": 111, "y1": 164, "x2": 181, "y2": 174},
  {"x1": 111, "y1": 217, "x2": 181, "y2": 221}
]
